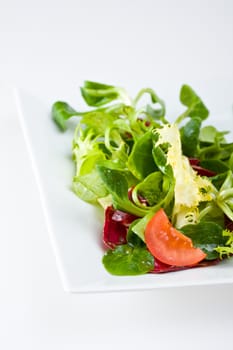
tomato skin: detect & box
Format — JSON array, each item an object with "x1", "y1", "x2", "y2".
[{"x1": 145, "y1": 209, "x2": 206, "y2": 267}]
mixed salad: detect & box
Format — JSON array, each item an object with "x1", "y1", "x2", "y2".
[{"x1": 52, "y1": 81, "x2": 233, "y2": 275}]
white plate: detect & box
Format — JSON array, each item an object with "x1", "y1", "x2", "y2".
[{"x1": 15, "y1": 82, "x2": 233, "y2": 293}]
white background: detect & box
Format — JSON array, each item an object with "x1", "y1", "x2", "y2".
[{"x1": 1, "y1": 0, "x2": 233, "y2": 349}]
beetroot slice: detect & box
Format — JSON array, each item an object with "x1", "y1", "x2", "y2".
[
  {"x1": 150, "y1": 256, "x2": 220, "y2": 274},
  {"x1": 103, "y1": 206, "x2": 138, "y2": 249}
]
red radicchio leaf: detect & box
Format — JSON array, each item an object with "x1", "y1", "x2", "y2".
[
  {"x1": 128, "y1": 187, "x2": 149, "y2": 206},
  {"x1": 225, "y1": 215, "x2": 233, "y2": 231},
  {"x1": 103, "y1": 206, "x2": 138, "y2": 249},
  {"x1": 189, "y1": 158, "x2": 200, "y2": 166},
  {"x1": 191, "y1": 165, "x2": 216, "y2": 177},
  {"x1": 189, "y1": 158, "x2": 216, "y2": 177}
]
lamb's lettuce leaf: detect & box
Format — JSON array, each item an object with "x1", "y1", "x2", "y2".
[
  {"x1": 176, "y1": 84, "x2": 209, "y2": 123},
  {"x1": 180, "y1": 117, "x2": 202, "y2": 157},
  {"x1": 127, "y1": 131, "x2": 158, "y2": 180},
  {"x1": 81, "y1": 80, "x2": 131, "y2": 107},
  {"x1": 97, "y1": 161, "x2": 147, "y2": 217},
  {"x1": 102, "y1": 244, "x2": 154, "y2": 275},
  {"x1": 52, "y1": 101, "x2": 81, "y2": 131},
  {"x1": 180, "y1": 222, "x2": 227, "y2": 260}
]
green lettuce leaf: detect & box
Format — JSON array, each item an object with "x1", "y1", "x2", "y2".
[
  {"x1": 52, "y1": 101, "x2": 81, "y2": 131},
  {"x1": 102, "y1": 245, "x2": 154, "y2": 275},
  {"x1": 180, "y1": 222, "x2": 228, "y2": 260},
  {"x1": 179, "y1": 84, "x2": 209, "y2": 120},
  {"x1": 127, "y1": 131, "x2": 158, "y2": 180}
]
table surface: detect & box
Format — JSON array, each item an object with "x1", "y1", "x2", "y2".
[{"x1": 1, "y1": 1, "x2": 233, "y2": 349}]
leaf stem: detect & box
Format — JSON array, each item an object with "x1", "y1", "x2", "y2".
[{"x1": 175, "y1": 108, "x2": 191, "y2": 125}]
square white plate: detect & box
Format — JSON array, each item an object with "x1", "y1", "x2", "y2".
[{"x1": 15, "y1": 81, "x2": 233, "y2": 293}]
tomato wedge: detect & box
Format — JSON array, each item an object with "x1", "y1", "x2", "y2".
[{"x1": 145, "y1": 209, "x2": 206, "y2": 267}]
